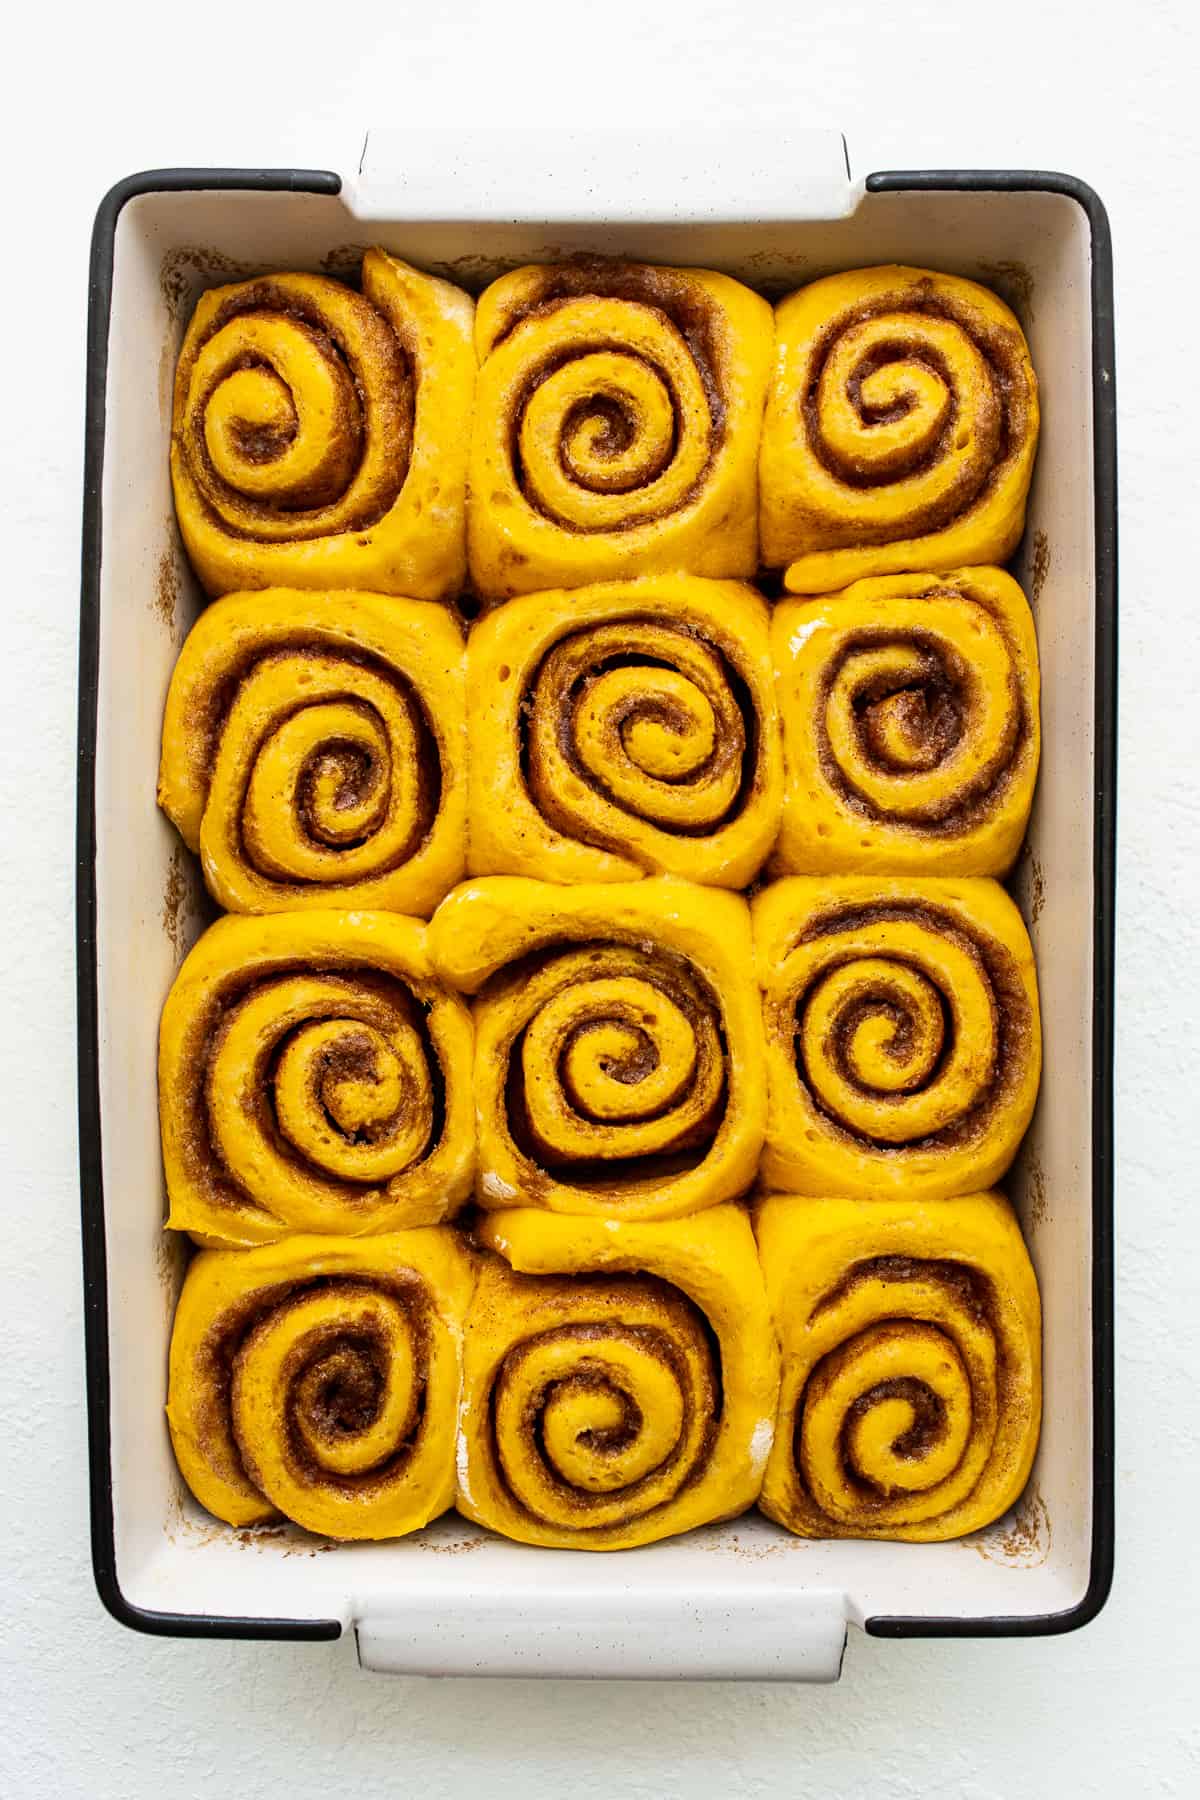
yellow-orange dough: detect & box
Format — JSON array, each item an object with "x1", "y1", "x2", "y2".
[
  {"x1": 157, "y1": 589, "x2": 466, "y2": 916},
  {"x1": 756, "y1": 1191, "x2": 1041, "y2": 1541},
  {"x1": 159, "y1": 911, "x2": 474, "y2": 1245},
  {"x1": 429, "y1": 877, "x2": 766, "y2": 1219},
  {"x1": 467, "y1": 260, "x2": 773, "y2": 599},
  {"x1": 753, "y1": 876, "x2": 1041, "y2": 1200},
  {"x1": 771, "y1": 568, "x2": 1040, "y2": 876},
  {"x1": 457, "y1": 1206, "x2": 779, "y2": 1548},
  {"x1": 759, "y1": 266, "x2": 1039, "y2": 592},
  {"x1": 167, "y1": 1230, "x2": 475, "y2": 1538},
  {"x1": 170, "y1": 250, "x2": 475, "y2": 599},
  {"x1": 467, "y1": 575, "x2": 783, "y2": 885}
]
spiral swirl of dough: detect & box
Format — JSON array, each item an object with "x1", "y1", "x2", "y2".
[
  {"x1": 170, "y1": 251, "x2": 475, "y2": 599},
  {"x1": 166, "y1": 1232, "x2": 473, "y2": 1538},
  {"x1": 467, "y1": 577, "x2": 783, "y2": 887},
  {"x1": 455, "y1": 1206, "x2": 781, "y2": 1550},
  {"x1": 756, "y1": 1193, "x2": 1041, "y2": 1542},
  {"x1": 158, "y1": 912, "x2": 474, "y2": 1245},
  {"x1": 489, "y1": 1279, "x2": 717, "y2": 1531},
  {"x1": 772, "y1": 570, "x2": 1040, "y2": 875},
  {"x1": 760, "y1": 267, "x2": 1040, "y2": 592},
  {"x1": 468, "y1": 261, "x2": 773, "y2": 597},
  {"x1": 754, "y1": 878, "x2": 1040, "y2": 1201},
  {"x1": 158, "y1": 591, "x2": 466, "y2": 917},
  {"x1": 429, "y1": 877, "x2": 767, "y2": 1220}
]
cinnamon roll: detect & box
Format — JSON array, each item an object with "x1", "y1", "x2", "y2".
[
  {"x1": 157, "y1": 590, "x2": 465, "y2": 916},
  {"x1": 159, "y1": 911, "x2": 474, "y2": 1245},
  {"x1": 167, "y1": 1230, "x2": 475, "y2": 1538},
  {"x1": 467, "y1": 259, "x2": 773, "y2": 599},
  {"x1": 429, "y1": 877, "x2": 766, "y2": 1219},
  {"x1": 467, "y1": 575, "x2": 783, "y2": 886},
  {"x1": 772, "y1": 568, "x2": 1039, "y2": 875},
  {"x1": 754, "y1": 877, "x2": 1041, "y2": 1200},
  {"x1": 759, "y1": 267, "x2": 1039, "y2": 592},
  {"x1": 170, "y1": 251, "x2": 475, "y2": 599},
  {"x1": 756, "y1": 1191, "x2": 1041, "y2": 1541},
  {"x1": 457, "y1": 1205, "x2": 779, "y2": 1549}
]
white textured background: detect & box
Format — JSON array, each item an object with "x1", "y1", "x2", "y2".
[{"x1": 2, "y1": 2, "x2": 1197, "y2": 1792}]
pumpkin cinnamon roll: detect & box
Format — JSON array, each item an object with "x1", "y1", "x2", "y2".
[
  {"x1": 170, "y1": 250, "x2": 474, "y2": 600},
  {"x1": 159, "y1": 912, "x2": 474, "y2": 1245},
  {"x1": 772, "y1": 568, "x2": 1039, "y2": 876},
  {"x1": 760, "y1": 267, "x2": 1039, "y2": 592},
  {"x1": 429, "y1": 877, "x2": 766, "y2": 1219},
  {"x1": 167, "y1": 1229, "x2": 474, "y2": 1538},
  {"x1": 457, "y1": 1205, "x2": 779, "y2": 1549},
  {"x1": 756, "y1": 1191, "x2": 1041, "y2": 1541},
  {"x1": 467, "y1": 576, "x2": 783, "y2": 886},
  {"x1": 157, "y1": 590, "x2": 465, "y2": 916},
  {"x1": 467, "y1": 259, "x2": 773, "y2": 599},
  {"x1": 754, "y1": 877, "x2": 1040, "y2": 1200}
]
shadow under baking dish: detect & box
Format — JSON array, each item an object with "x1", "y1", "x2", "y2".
[{"x1": 77, "y1": 162, "x2": 1115, "y2": 1675}]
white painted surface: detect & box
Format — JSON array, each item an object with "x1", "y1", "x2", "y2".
[{"x1": 0, "y1": 0, "x2": 1197, "y2": 1790}]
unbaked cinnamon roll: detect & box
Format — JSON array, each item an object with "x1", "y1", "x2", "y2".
[
  {"x1": 170, "y1": 251, "x2": 475, "y2": 599},
  {"x1": 159, "y1": 911, "x2": 474, "y2": 1245},
  {"x1": 467, "y1": 575, "x2": 783, "y2": 885},
  {"x1": 167, "y1": 1230, "x2": 474, "y2": 1538},
  {"x1": 754, "y1": 877, "x2": 1041, "y2": 1200},
  {"x1": 756, "y1": 1191, "x2": 1041, "y2": 1541},
  {"x1": 457, "y1": 1205, "x2": 779, "y2": 1549},
  {"x1": 157, "y1": 589, "x2": 465, "y2": 916},
  {"x1": 467, "y1": 259, "x2": 773, "y2": 599},
  {"x1": 429, "y1": 877, "x2": 766, "y2": 1219},
  {"x1": 760, "y1": 266, "x2": 1039, "y2": 592},
  {"x1": 771, "y1": 568, "x2": 1039, "y2": 875}
]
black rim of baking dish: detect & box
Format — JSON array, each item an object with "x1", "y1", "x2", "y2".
[
  {"x1": 76, "y1": 165, "x2": 1116, "y2": 1647},
  {"x1": 78, "y1": 168, "x2": 344, "y2": 1641},
  {"x1": 860, "y1": 171, "x2": 1117, "y2": 1641}
]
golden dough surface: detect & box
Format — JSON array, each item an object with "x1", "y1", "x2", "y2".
[
  {"x1": 467, "y1": 259, "x2": 773, "y2": 599},
  {"x1": 754, "y1": 875, "x2": 1041, "y2": 1201},
  {"x1": 759, "y1": 265, "x2": 1039, "y2": 591},
  {"x1": 756, "y1": 1191, "x2": 1041, "y2": 1541},
  {"x1": 457, "y1": 1205, "x2": 780, "y2": 1549},
  {"x1": 170, "y1": 251, "x2": 475, "y2": 599},
  {"x1": 429, "y1": 876, "x2": 767, "y2": 1220},
  {"x1": 158, "y1": 588, "x2": 466, "y2": 916},
  {"x1": 159, "y1": 911, "x2": 474, "y2": 1245},
  {"x1": 157, "y1": 251, "x2": 1048, "y2": 1553},
  {"x1": 167, "y1": 1230, "x2": 474, "y2": 1539},
  {"x1": 771, "y1": 567, "x2": 1040, "y2": 876},
  {"x1": 466, "y1": 574, "x2": 783, "y2": 886}
]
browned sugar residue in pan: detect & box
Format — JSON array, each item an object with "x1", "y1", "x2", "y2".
[
  {"x1": 153, "y1": 549, "x2": 180, "y2": 635},
  {"x1": 153, "y1": 1228, "x2": 188, "y2": 1298},
  {"x1": 1030, "y1": 530, "x2": 1052, "y2": 606},
  {"x1": 1024, "y1": 1155, "x2": 1048, "y2": 1229},
  {"x1": 161, "y1": 844, "x2": 189, "y2": 962},
  {"x1": 978, "y1": 259, "x2": 1035, "y2": 323},
  {"x1": 160, "y1": 246, "x2": 257, "y2": 323},
  {"x1": 1017, "y1": 837, "x2": 1048, "y2": 928},
  {"x1": 319, "y1": 242, "x2": 372, "y2": 279},
  {"x1": 694, "y1": 1522, "x2": 808, "y2": 1560},
  {"x1": 410, "y1": 1531, "x2": 489, "y2": 1555},
  {"x1": 968, "y1": 1485, "x2": 1051, "y2": 1568}
]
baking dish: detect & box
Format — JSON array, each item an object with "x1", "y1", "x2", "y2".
[{"x1": 76, "y1": 129, "x2": 1116, "y2": 1679}]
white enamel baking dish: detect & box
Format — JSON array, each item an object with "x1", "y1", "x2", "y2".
[{"x1": 77, "y1": 129, "x2": 1116, "y2": 1680}]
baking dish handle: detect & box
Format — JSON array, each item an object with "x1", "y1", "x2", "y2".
[
  {"x1": 355, "y1": 1585, "x2": 849, "y2": 1681},
  {"x1": 344, "y1": 127, "x2": 860, "y2": 224}
]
